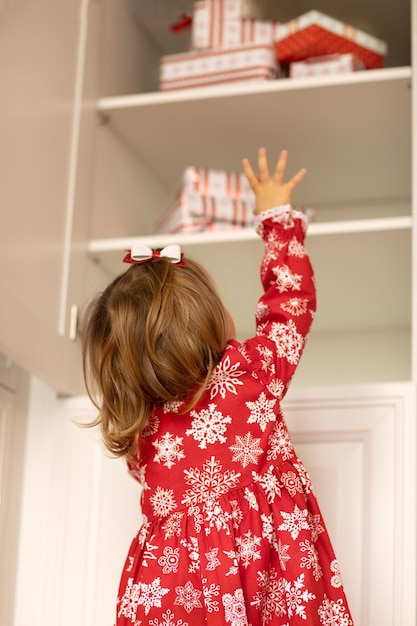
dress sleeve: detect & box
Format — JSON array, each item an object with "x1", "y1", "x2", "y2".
[{"x1": 242, "y1": 204, "x2": 316, "y2": 400}]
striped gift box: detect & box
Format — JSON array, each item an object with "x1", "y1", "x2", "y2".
[
  {"x1": 289, "y1": 53, "x2": 365, "y2": 78},
  {"x1": 154, "y1": 191, "x2": 256, "y2": 234},
  {"x1": 191, "y1": 0, "x2": 280, "y2": 50},
  {"x1": 182, "y1": 166, "x2": 254, "y2": 201},
  {"x1": 159, "y1": 43, "x2": 280, "y2": 91}
]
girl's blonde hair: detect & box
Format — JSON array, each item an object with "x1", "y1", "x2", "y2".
[{"x1": 82, "y1": 257, "x2": 229, "y2": 457}]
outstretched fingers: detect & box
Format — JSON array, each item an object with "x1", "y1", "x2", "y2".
[
  {"x1": 287, "y1": 166, "x2": 307, "y2": 191},
  {"x1": 241, "y1": 157, "x2": 259, "y2": 191},
  {"x1": 242, "y1": 147, "x2": 272, "y2": 191},
  {"x1": 272, "y1": 149, "x2": 288, "y2": 185}
]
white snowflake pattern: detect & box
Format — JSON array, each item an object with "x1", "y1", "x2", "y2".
[
  {"x1": 223, "y1": 549, "x2": 240, "y2": 576},
  {"x1": 244, "y1": 487, "x2": 259, "y2": 510},
  {"x1": 230, "y1": 499, "x2": 244, "y2": 529},
  {"x1": 308, "y1": 512, "x2": 325, "y2": 542},
  {"x1": 163, "y1": 400, "x2": 183, "y2": 413},
  {"x1": 267, "y1": 378, "x2": 285, "y2": 399},
  {"x1": 229, "y1": 432, "x2": 263, "y2": 468},
  {"x1": 293, "y1": 461, "x2": 314, "y2": 494},
  {"x1": 281, "y1": 297, "x2": 308, "y2": 316},
  {"x1": 260, "y1": 513, "x2": 291, "y2": 569},
  {"x1": 128, "y1": 462, "x2": 149, "y2": 490},
  {"x1": 182, "y1": 456, "x2": 241, "y2": 507},
  {"x1": 150, "y1": 487, "x2": 177, "y2": 518},
  {"x1": 252, "y1": 465, "x2": 281, "y2": 503},
  {"x1": 118, "y1": 577, "x2": 141, "y2": 622},
  {"x1": 318, "y1": 595, "x2": 353, "y2": 625},
  {"x1": 299, "y1": 539, "x2": 322, "y2": 581},
  {"x1": 256, "y1": 344, "x2": 274, "y2": 372},
  {"x1": 187, "y1": 505, "x2": 204, "y2": 535},
  {"x1": 277, "y1": 539, "x2": 291, "y2": 572},
  {"x1": 174, "y1": 580, "x2": 203, "y2": 614},
  {"x1": 246, "y1": 391, "x2": 277, "y2": 432},
  {"x1": 204, "y1": 499, "x2": 234, "y2": 535},
  {"x1": 288, "y1": 236, "x2": 307, "y2": 257},
  {"x1": 203, "y1": 582, "x2": 220, "y2": 613},
  {"x1": 268, "y1": 319, "x2": 304, "y2": 365},
  {"x1": 137, "y1": 518, "x2": 151, "y2": 548},
  {"x1": 205, "y1": 547, "x2": 221, "y2": 570},
  {"x1": 267, "y1": 421, "x2": 294, "y2": 462},
  {"x1": 250, "y1": 567, "x2": 286, "y2": 622},
  {"x1": 161, "y1": 511, "x2": 185, "y2": 539},
  {"x1": 272, "y1": 264, "x2": 302, "y2": 293},
  {"x1": 330, "y1": 560, "x2": 343, "y2": 588},
  {"x1": 157, "y1": 546, "x2": 180, "y2": 574},
  {"x1": 222, "y1": 587, "x2": 248, "y2": 625},
  {"x1": 149, "y1": 608, "x2": 189, "y2": 626},
  {"x1": 138, "y1": 577, "x2": 170, "y2": 616},
  {"x1": 256, "y1": 302, "x2": 270, "y2": 321},
  {"x1": 281, "y1": 470, "x2": 303, "y2": 497},
  {"x1": 285, "y1": 574, "x2": 316, "y2": 619},
  {"x1": 142, "y1": 414, "x2": 160, "y2": 437},
  {"x1": 142, "y1": 535, "x2": 159, "y2": 568},
  {"x1": 278, "y1": 505, "x2": 310, "y2": 540},
  {"x1": 186, "y1": 403, "x2": 232, "y2": 449},
  {"x1": 236, "y1": 530, "x2": 262, "y2": 568},
  {"x1": 208, "y1": 354, "x2": 245, "y2": 399},
  {"x1": 180, "y1": 536, "x2": 200, "y2": 572},
  {"x1": 153, "y1": 432, "x2": 185, "y2": 468}
]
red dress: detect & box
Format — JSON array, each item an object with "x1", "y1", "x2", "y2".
[{"x1": 116, "y1": 206, "x2": 354, "y2": 625}]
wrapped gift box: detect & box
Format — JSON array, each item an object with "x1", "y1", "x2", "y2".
[
  {"x1": 289, "y1": 53, "x2": 365, "y2": 78},
  {"x1": 275, "y1": 11, "x2": 387, "y2": 69},
  {"x1": 160, "y1": 43, "x2": 280, "y2": 91},
  {"x1": 182, "y1": 165, "x2": 253, "y2": 200},
  {"x1": 192, "y1": 0, "x2": 280, "y2": 49},
  {"x1": 154, "y1": 191, "x2": 256, "y2": 234}
]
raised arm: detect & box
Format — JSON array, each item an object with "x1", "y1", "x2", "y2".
[{"x1": 242, "y1": 149, "x2": 316, "y2": 398}]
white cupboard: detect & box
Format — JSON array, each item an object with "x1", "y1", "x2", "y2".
[{"x1": 1, "y1": 0, "x2": 416, "y2": 624}]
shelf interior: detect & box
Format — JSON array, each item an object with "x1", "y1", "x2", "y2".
[
  {"x1": 87, "y1": 216, "x2": 411, "y2": 343},
  {"x1": 91, "y1": 68, "x2": 412, "y2": 241}
]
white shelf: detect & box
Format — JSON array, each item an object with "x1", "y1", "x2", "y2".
[
  {"x1": 87, "y1": 215, "x2": 412, "y2": 338},
  {"x1": 97, "y1": 67, "x2": 412, "y2": 208}
]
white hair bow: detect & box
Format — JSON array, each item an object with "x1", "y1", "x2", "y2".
[{"x1": 123, "y1": 244, "x2": 186, "y2": 266}]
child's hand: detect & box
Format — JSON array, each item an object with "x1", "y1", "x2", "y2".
[{"x1": 242, "y1": 148, "x2": 306, "y2": 215}]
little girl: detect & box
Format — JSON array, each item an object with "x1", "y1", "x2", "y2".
[{"x1": 82, "y1": 149, "x2": 354, "y2": 625}]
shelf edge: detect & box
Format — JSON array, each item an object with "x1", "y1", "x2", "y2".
[
  {"x1": 88, "y1": 215, "x2": 412, "y2": 253},
  {"x1": 97, "y1": 66, "x2": 412, "y2": 112}
]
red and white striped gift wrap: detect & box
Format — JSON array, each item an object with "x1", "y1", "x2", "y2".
[
  {"x1": 159, "y1": 43, "x2": 279, "y2": 91},
  {"x1": 191, "y1": 0, "x2": 280, "y2": 50},
  {"x1": 274, "y1": 10, "x2": 387, "y2": 70},
  {"x1": 182, "y1": 166, "x2": 254, "y2": 201},
  {"x1": 154, "y1": 191, "x2": 256, "y2": 235},
  {"x1": 289, "y1": 53, "x2": 365, "y2": 78}
]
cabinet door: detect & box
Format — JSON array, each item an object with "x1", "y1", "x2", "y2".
[
  {"x1": 14, "y1": 381, "x2": 416, "y2": 625},
  {"x1": 284, "y1": 383, "x2": 416, "y2": 625},
  {"x1": 0, "y1": 1, "x2": 86, "y2": 394}
]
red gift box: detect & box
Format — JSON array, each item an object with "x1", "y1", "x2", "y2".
[{"x1": 275, "y1": 11, "x2": 387, "y2": 70}]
